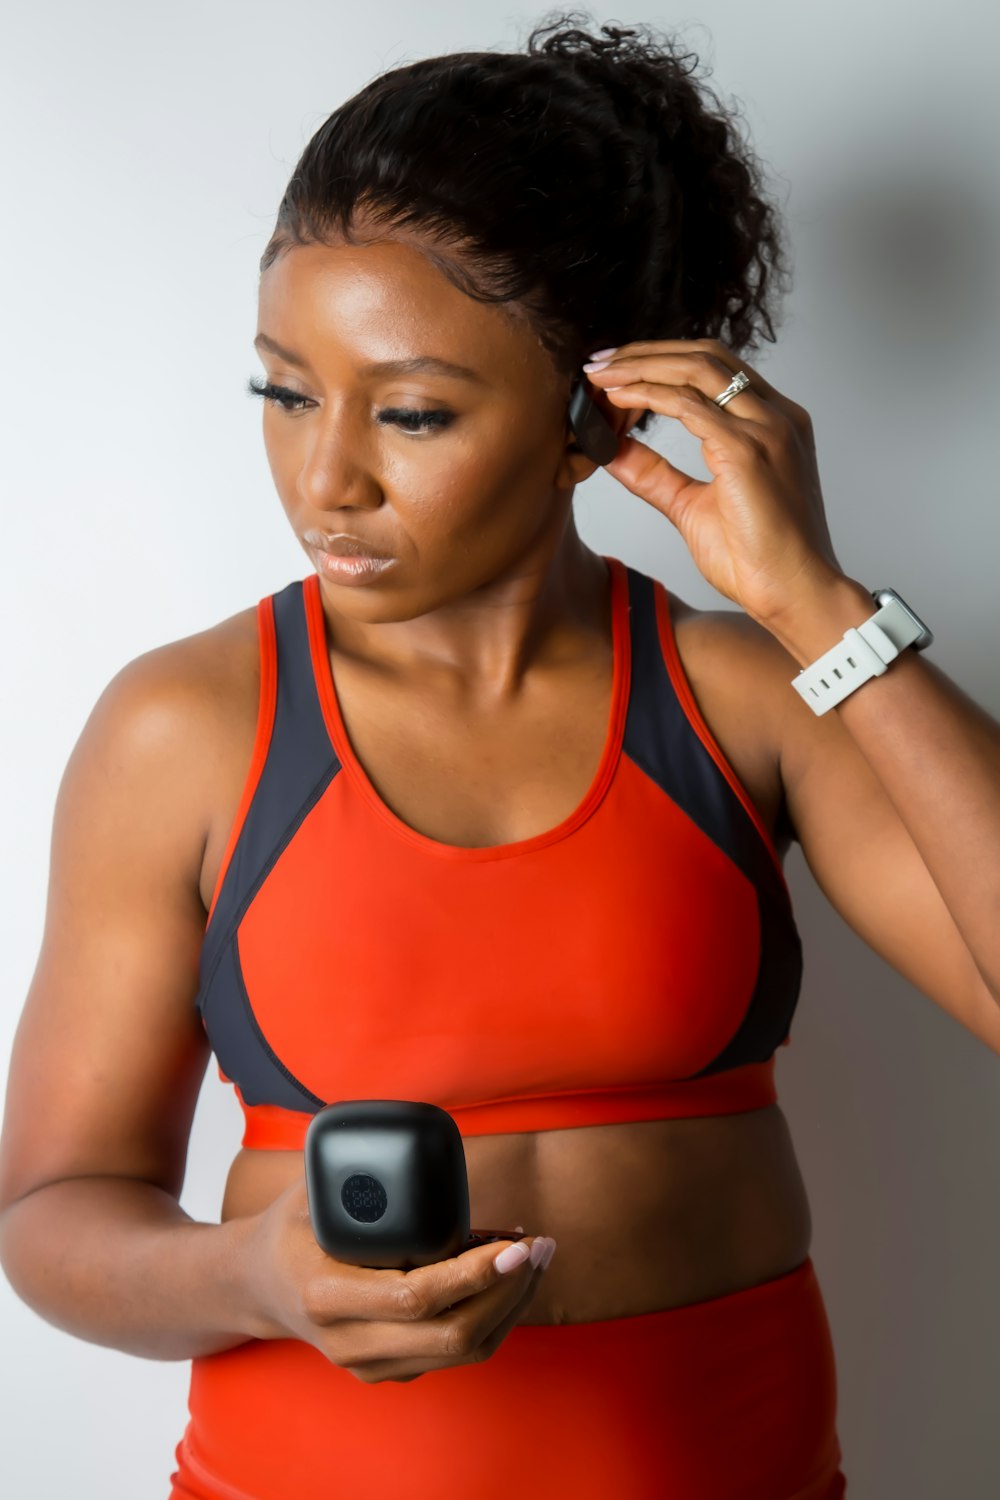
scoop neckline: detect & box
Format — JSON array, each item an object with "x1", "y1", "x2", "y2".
[{"x1": 302, "y1": 554, "x2": 631, "y2": 863}]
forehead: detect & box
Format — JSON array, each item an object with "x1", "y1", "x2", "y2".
[{"x1": 256, "y1": 239, "x2": 527, "y2": 366}]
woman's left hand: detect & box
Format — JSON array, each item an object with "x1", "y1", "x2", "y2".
[{"x1": 582, "y1": 338, "x2": 846, "y2": 625}]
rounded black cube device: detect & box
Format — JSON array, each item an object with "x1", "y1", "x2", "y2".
[{"x1": 304, "y1": 1099, "x2": 472, "y2": 1270}]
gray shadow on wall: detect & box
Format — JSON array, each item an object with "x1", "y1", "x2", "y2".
[
  {"x1": 781, "y1": 845, "x2": 1000, "y2": 1498},
  {"x1": 802, "y1": 163, "x2": 996, "y2": 361}
]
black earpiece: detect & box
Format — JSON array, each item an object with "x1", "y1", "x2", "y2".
[{"x1": 567, "y1": 377, "x2": 621, "y2": 466}]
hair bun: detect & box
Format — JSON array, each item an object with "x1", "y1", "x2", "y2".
[{"x1": 261, "y1": 9, "x2": 792, "y2": 438}]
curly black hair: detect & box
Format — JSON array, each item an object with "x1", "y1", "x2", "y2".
[{"x1": 261, "y1": 10, "x2": 793, "y2": 435}]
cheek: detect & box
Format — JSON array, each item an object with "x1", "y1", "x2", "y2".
[
  {"x1": 261, "y1": 417, "x2": 301, "y2": 480},
  {"x1": 404, "y1": 440, "x2": 551, "y2": 545}
]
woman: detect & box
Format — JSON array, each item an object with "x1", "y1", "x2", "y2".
[{"x1": 3, "y1": 14, "x2": 1000, "y2": 1498}]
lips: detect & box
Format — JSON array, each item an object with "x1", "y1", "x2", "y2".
[{"x1": 305, "y1": 530, "x2": 395, "y2": 561}]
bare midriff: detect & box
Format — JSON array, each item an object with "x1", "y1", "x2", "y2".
[{"x1": 203, "y1": 570, "x2": 812, "y2": 1325}]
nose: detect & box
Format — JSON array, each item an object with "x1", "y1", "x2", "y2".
[{"x1": 295, "y1": 412, "x2": 384, "y2": 514}]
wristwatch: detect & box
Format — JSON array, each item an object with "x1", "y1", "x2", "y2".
[{"x1": 790, "y1": 588, "x2": 933, "y2": 716}]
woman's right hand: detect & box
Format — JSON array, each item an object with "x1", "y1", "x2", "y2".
[{"x1": 240, "y1": 1177, "x2": 556, "y2": 1384}]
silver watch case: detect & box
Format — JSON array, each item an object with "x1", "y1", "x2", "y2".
[{"x1": 871, "y1": 588, "x2": 934, "y2": 651}]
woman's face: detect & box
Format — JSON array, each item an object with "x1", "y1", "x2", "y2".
[{"x1": 254, "y1": 237, "x2": 637, "y2": 622}]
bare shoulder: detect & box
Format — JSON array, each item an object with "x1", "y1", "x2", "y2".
[
  {"x1": 122, "y1": 599, "x2": 260, "y2": 707},
  {"x1": 116, "y1": 602, "x2": 263, "y2": 914},
  {"x1": 662, "y1": 589, "x2": 801, "y2": 852},
  {"x1": 106, "y1": 600, "x2": 261, "y2": 853}
]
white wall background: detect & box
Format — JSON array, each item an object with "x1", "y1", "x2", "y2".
[{"x1": 2, "y1": 2, "x2": 998, "y2": 1494}]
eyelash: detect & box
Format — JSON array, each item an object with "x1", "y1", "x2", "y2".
[{"x1": 246, "y1": 377, "x2": 455, "y2": 433}]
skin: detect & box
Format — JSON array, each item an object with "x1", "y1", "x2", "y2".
[{"x1": 214, "y1": 233, "x2": 813, "y2": 1323}]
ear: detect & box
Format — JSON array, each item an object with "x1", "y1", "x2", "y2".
[{"x1": 559, "y1": 385, "x2": 644, "y2": 486}]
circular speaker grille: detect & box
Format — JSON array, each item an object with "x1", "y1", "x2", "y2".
[{"x1": 341, "y1": 1173, "x2": 388, "y2": 1223}]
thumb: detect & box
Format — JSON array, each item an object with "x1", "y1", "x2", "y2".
[{"x1": 600, "y1": 432, "x2": 694, "y2": 532}]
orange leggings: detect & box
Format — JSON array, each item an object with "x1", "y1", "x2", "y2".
[{"x1": 170, "y1": 1255, "x2": 846, "y2": 1499}]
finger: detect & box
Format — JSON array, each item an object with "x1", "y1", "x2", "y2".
[
  {"x1": 592, "y1": 421, "x2": 707, "y2": 526},
  {"x1": 587, "y1": 337, "x2": 803, "y2": 426},
  {"x1": 311, "y1": 1234, "x2": 543, "y2": 1331},
  {"x1": 341, "y1": 1260, "x2": 549, "y2": 1384},
  {"x1": 601, "y1": 381, "x2": 767, "y2": 475},
  {"x1": 585, "y1": 353, "x2": 773, "y2": 429},
  {"x1": 423, "y1": 1254, "x2": 546, "y2": 1370},
  {"x1": 327, "y1": 1240, "x2": 542, "y2": 1370},
  {"x1": 472, "y1": 1257, "x2": 551, "y2": 1362}
]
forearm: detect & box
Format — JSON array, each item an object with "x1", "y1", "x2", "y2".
[
  {"x1": 0, "y1": 1175, "x2": 263, "y2": 1361},
  {"x1": 763, "y1": 571, "x2": 1000, "y2": 1001}
]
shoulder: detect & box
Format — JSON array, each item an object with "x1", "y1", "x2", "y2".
[
  {"x1": 71, "y1": 600, "x2": 264, "y2": 882},
  {"x1": 660, "y1": 584, "x2": 797, "y2": 750},
  {"x1": 96, "y1": 599, "x2": 261, "y2": 743}
]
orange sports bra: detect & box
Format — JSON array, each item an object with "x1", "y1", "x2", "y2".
[{"x1": 194, "y1": 555, "x2": 802, "y2": 1149}]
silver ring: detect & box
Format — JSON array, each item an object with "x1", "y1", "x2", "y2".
[{"x1": 713, "y1": 369, "x2": 751, "y2": 409}]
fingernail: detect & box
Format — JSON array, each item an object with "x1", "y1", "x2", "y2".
[
  {"x1": 528, "y1": 1236, "x2": 550, "y2": 1269},
  {"x1": 539, "y1": 1238, "x2": 558, "y2": 1271},
  {"x1": 582, "y1": 358, "x2": 613, "y2": 372},
  {"x1": 495, "y1": 1241, "x2": 532, "y2": 1273},
  {"x1": 587, "y1": 346, "x2": 619, "y2": 360}
]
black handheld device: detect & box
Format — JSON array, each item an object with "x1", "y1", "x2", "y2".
[
  {"x1": 304, "y1": 1099, "x2": 525, "y2": 1270},
  {"x1": 567, "y1": 376, "x2": 621, "y2": 466}
]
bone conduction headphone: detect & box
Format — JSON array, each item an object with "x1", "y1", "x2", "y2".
[{"x1": 567, "y1": 377, "x2": 621, "y2": 465}]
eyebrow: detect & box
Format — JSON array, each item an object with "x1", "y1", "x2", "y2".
[{"x1": 253, "y1": 332, "x2": 488, "y2": 385}]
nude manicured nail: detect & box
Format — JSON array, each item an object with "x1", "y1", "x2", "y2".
[
  {"x1": 528, "y1": 1237, "x2": 550, "y2": 1268},
  {"x1": 539, "y1": 1238, "x2": 558, "y2": 1270},
  {"x1": 495, "y1": 1241, "x2": 532, "y2": 1273}
]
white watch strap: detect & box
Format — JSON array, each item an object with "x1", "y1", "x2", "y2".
[{"x1": 791, "y1": 598, "x2": 919, "y2": 715}]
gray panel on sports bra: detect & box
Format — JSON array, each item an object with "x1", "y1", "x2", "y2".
[
  {"x1": 195, "y1": 578, "x2": 342, "y2": 1109},
  {"x1": 621, "y1": 566, "x2": 803, "y2": 1076}
]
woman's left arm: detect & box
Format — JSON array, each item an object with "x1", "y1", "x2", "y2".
[
  {"x1": 582, "y1": 336, "x2": 1000, "y2": 1030},
  {"x1": 763, "y1": 574, "x2": 1000, "y2": 1011}
]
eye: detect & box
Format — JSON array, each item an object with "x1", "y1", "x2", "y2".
[
  {"x1": 246, "y1": 378, "x2": 455, "y2": 433},
  {"x1": 246, "y1": 377, "x2": 311, "y2": 413},
  {"x1": 377, "y1": 407, "x2": 454, "y2": 433}
]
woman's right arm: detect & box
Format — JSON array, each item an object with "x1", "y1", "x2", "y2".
[
  {"x1": 0, "y1": 640, "x2": 267, "y2": 1360},
  {"x1": 0, "y1": 638, "x2": 553, "y2": 1373}
]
